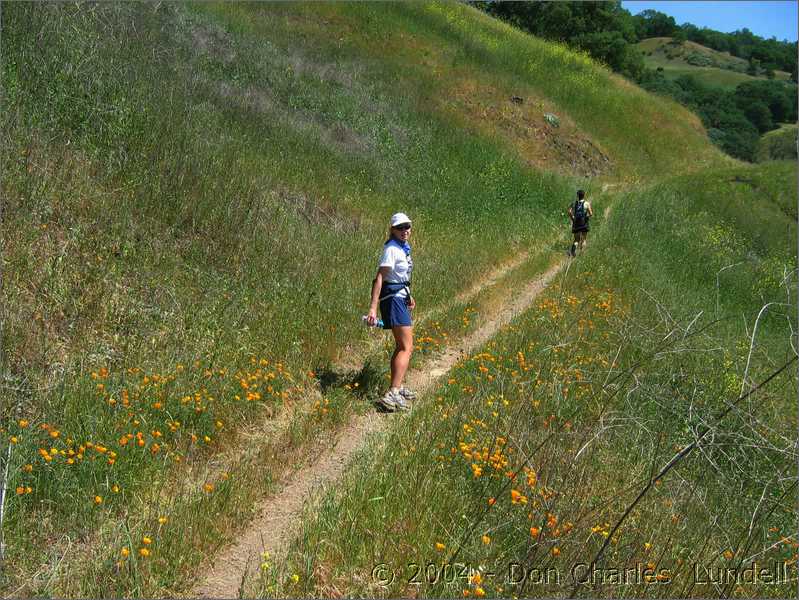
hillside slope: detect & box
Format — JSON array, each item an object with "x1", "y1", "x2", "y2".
[
  {"x1": 4, "y1": 2, "x2": 727, "y2": 380},
  {"x1": 2, "y1": 2, "x2": 736, "y2": 596},
  {"x1": 264, "y1": 160, "x2": 798, "y2": 598},
  {"x1": 638, "y1": 36, "x2": 792, "y2": 90}
]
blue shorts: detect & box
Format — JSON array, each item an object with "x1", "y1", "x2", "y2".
[{"x1": 380, "y1": 294, "x2": 412, "y2": 329}]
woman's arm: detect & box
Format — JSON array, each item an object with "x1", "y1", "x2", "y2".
[{"x1": 367, "y1": 267, "x2": 391, "y2": 325}]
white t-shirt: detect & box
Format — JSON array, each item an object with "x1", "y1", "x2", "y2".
[{"x1": 379, "y1": 240, "x2": 413, "y2": 298}]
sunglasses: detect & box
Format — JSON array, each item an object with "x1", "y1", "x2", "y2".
[{"x1": 393, "y1": 224, "x2": 411, "y2": 231}]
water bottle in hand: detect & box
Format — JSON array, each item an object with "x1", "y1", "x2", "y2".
[{"x1": 362, "y1": 315, "x2": 384, "y2": 328}]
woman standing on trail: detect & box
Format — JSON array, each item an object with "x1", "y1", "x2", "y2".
[
  {"x1": 568, "y1": 189, "x2": 593, "y2": 257},
  {"x1": 366, "y1": 212, "x2": 416, "y2": 412}
]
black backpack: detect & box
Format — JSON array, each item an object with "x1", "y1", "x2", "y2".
[{"x1": 573, "y1": 200, "x2": 587, "y2": 227}]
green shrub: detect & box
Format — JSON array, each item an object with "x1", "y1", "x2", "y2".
[{"x1": 756, "y1": 126, "x2": 798, "y2": 162}]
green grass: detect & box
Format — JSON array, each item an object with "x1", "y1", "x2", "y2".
[
  {"x1": 0, "y1": 1, "x2": 756, "y2": 597},
  {"x1": 261, "y1": 162, "x2": 797, "y2": 598},
  {"x1": 648, "y1": 64, "x2": 766, "y2": 90}
]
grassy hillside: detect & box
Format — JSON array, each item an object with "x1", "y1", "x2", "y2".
[
  {"x1": 638, "y1": 37, "x2": 792, "y2": 90},
  {"x1": 0, "y1": 1, "x2": 750, "y2": 596},
  {"x1": 266, "y1": 161, "x2": 798, "y2": 598}
]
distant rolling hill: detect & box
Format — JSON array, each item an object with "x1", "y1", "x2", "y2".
[{"x1": 638, "y1": 36, "x2": 792, "y2": 90}]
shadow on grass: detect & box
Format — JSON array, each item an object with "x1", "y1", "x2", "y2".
[{"x1": 314, "y1": 357, "x2": 388, "y2": 401}]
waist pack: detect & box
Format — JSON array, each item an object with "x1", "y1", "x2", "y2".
[{"x1": 379, "y1": 280, "x2": 411, "y2": 302}]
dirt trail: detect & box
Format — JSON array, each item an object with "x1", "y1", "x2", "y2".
[
  {"x1": 452, "y1": 250, "x2": 529, "y2": 304},
  {"x1": 191, "y1": 258, "x2": 564, "y2": 598},
  {"x1": 336, "y1": 250, "x2": 530, "y2": 371},
  {"x1": 600, "y1": 183, "x2": 616, "y2": 219}
]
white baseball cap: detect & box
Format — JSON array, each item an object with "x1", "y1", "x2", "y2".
[{"x1": 390, "y1": 212, "x2": 412, "y2": 227}]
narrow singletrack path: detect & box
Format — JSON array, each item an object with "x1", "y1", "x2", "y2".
[{"x1": 191, "y1": 257, "x2": 564, "y2": 598}]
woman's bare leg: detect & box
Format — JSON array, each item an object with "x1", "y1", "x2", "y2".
[{"x1": 390, "y1": 326, "x2": 413, "y2": 389}]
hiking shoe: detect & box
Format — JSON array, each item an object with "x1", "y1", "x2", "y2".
[
  {"x1": 398, "y1": 386, "x2": 417, "y2": 401},
  {"x1": 569, "y1": 242, "x2": 577, "y2": 257},
  {"x1": 393, "y1": 394, "x2": 411, "y2": 411},
  {"x1": 376, "y1": 390, "x2": 399, "y2": 412}
]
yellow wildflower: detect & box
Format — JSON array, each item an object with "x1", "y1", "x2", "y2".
[{"x1": 510, "y1": 489, "x2": 527, "y2": 504}]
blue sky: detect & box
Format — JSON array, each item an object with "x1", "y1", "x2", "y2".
[{"x1": 622, "y1": 1, "x2": 798, "y2": 42}]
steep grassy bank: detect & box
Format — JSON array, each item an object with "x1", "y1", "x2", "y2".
[
  {"x1": 262, "y1": 162, "x2": 797, "y2": 598},
  {"x1": 2, "y1": 1, "x2": 731, "y2": 595}
]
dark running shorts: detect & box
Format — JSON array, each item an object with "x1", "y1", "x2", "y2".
[
  {"x1": 572, "y1": 224, "x2": 589, "y2": 234},
  {"x1": 380, "y1": 294, "x2": 412, "y2": 329}
]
